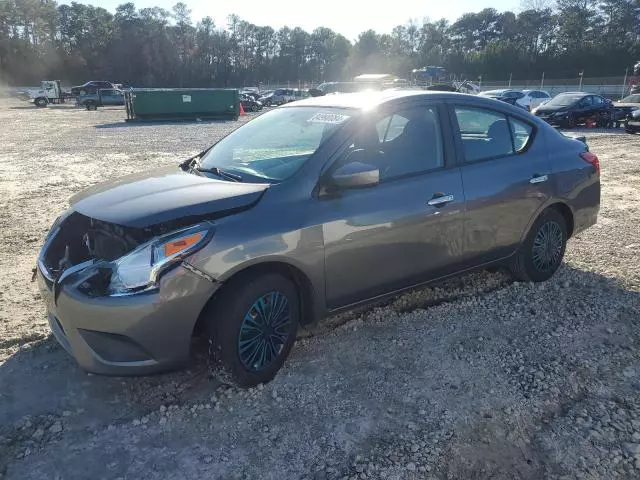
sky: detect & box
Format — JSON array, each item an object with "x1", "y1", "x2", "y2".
[{"x1": 75, "y1": 0, "x2": 519, "y2": 41}]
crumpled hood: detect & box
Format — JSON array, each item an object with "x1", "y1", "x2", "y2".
[{"x1": 70, "y1": 165, "x2": 269, "y2": 228}]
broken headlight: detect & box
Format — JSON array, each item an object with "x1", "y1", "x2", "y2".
[{"x1": 108, "y1": 222, "x2": 214, "y2": 296}]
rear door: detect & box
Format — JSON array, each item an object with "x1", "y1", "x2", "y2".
[
  {"x1": 450, "y1": 104, "x2": 553, "y2": 264},
  {"x1": 321, "y1": 102, "x2": 466, "y2": 309}
]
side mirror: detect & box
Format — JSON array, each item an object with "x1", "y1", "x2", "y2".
[{"x1": 330, "y1": 151, "x2": 379, "y2": 189}]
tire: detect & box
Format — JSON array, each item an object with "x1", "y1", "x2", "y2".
[
  {"x1": 85, "y1": 102, "x2": 97, "y2": 111},
  {"x1": 34, "y1": 97, "x2": 48, "y2": 108},
  {"x1": 509, "y1": 208, "x2": 567, "y2": 283},
  {"x1": 205, "y1": 272, "x2": 300, "y2": 387},
  {"x1": 565, "y1": 114, "x2": 576, "y2": 128}
]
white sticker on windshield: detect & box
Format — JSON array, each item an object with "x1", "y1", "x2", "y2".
[
  {"x1": 307, "y1": 112, "x2": 350, "y2": 124},
  {"x1": 182, "y1": 95, "x2": 192, "y2": 103}
]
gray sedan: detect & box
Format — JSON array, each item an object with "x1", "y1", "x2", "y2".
[{"x1": 35, "y1": 91, "x2": 600, "y2": 387}]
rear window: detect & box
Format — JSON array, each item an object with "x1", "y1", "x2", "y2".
[
  {"x1": 509, "y1": 117, "x2": 533, "y2": 152},
  {"x1": 454, "y1": 107, "x2": 534, "y2": 162}
]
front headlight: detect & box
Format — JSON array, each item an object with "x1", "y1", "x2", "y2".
[
  {"x1": 108, "y1": 222, "x2": 214, "y2": 296},
  {"x1": 632, "y1": 109, "x2": 640, "y2": 119}
]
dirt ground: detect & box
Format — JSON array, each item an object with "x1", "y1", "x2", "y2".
[{"x1": 1, "y1": 99, "x2": 639, "y2": 480}]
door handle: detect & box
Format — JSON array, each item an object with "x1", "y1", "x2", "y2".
[
  {"x1": 529, "y1": 174, "x2": 548, "y2": 184},
  {"x1": 427, "y1": 194, "x2": 455, "y2": 207}
]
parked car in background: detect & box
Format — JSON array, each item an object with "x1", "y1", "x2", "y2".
[
  {"x1": 70, "y1": 81, "x2": 117, "y2": 96},
  {"x1": 258, "y1": 88, "x2": 308, "y2": 106},
  {"x1": 291, "y1": 89, "x2": 310, "y2": 102},
  {"x1": 76, "y1": 89, "x2": 125, "y2": 110},
  {"x1": 532, "y1": 92, "x2": 614, "y2": 128},
  {"x1": 241, "y1": 90, "x2": 261, "y2": 101},
  {"x1": 36, "y1": 90, "x2": 600, "y2": 387},
  {"x1": 315, "y1": 82, "x2": 381, "y2": 95},
  {"x1": 614, "y1": 94, "x2": 640, "y2": 127},
  {"x1": 625, "y1": 108, "x2": 640, "y2": 133},
  {"x1": 520, "y1": 89, "x2": 552, "y2": 110},
  {"x1": 258, "y1": 88, "x2": 291, "y2": 106},
  {"x1": 479, "y1": 89, "x2": 528, "y2": 110},
  {"x1": 240, "y1": 93, "x2": 263, "y2": 112},
  {"x1": 480, "y1": 89, "x2": 551, "y2": 111}
]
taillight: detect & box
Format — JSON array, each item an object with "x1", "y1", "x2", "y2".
[{"x1": 580, "y1": 151, "x2": 600, "y2": 173}]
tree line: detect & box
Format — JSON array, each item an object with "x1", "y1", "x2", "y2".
[{"x1": 0, "y1": 0, "x2": 639, "y2": 87}]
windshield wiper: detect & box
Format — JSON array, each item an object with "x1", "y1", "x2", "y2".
[{"x1": 195, "y1": 165, "x2": 243, "y2": 182}]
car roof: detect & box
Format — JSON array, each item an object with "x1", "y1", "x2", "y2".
[
  {"x1": 283, "y1": 89, "x2": 542, "y2": 112},
  {"x1": 281, "y1": 89, "x2": 477, "y2": 109}
]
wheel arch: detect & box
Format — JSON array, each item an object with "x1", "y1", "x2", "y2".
[
  {"x1": 520, "y1": 200, "x2": 575, "y2": 246},
  {"x1": 192, "y1": 259, "x2": 320, "y2": 338},
  {"x1": 548, "y1": 202, "x2": 575, "y2": 238}
]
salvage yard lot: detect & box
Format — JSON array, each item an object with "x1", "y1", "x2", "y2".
[{"x1": 1, "y1": 98, "x2": 639, "y2": 479}]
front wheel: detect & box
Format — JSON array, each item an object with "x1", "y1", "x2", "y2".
[
  {"x1": 565, "y1": 114, "x2": 576, "y2": 128},
  {"x1": 509, "y1": 208, "x2": 567, "y2": 282},
  {"x1": 34, "y1": 97, "x2": 48, "y2": 108},
  {"x1": 205, "y1": 272, "x2": 299, "y2": 387}
]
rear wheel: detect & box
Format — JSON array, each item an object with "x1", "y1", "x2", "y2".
[
  {"x1": 510, "y1": 208, "x2": 567, "y2": 282},
  {"x1": 205, "y1": 272, "x2": 299, "y2": 387}
]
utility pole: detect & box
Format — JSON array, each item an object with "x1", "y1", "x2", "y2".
[
  {"x1": 578, "y1": 71, "x2": 584, "y2": 91},
  {"x1": 622, "y1": 67, "x2": 628, "y2": 100},
  {"x1": 508, "y1": 72, "x2": 512, "y2": 88},
  {"x1": 541, "y1": 72, "x2": 545, "y2": 89}
]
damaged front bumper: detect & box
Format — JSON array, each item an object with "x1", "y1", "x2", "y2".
[{"x1": 36, "y1": 256, "x2": 219, "y2": 376}]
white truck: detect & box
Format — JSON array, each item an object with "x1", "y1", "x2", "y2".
[{"x1": 28, "y1": 80, "x2": 73, "y2": 107}]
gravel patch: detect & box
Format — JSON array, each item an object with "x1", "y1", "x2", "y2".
[{"x1": 0, "y1": 100, "x2": 639, "y2": 479}]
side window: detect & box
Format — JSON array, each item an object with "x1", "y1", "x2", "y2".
[
  {"x1": 454, "y1": 107, "x2": 514, "y2": 162},
  {"x1": 592, "y1": 96, "x2": 604, "y2": 105},
  {"x1": 348, "y1": 106, "x2": 444, "y2": 180},
  {"x1": 376, "y1": 114, "x2": 409, "y2": 142},
  {"x1": 580, "y1": 97, "x2": 593, "y2": 107},
  {"x1": 509, "y1": 117, "x2": 534, "y2": 152}
]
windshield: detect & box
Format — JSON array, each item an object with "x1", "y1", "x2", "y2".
[
  {"x1": 620, "y1": 94, "x2": 640, "y2": 103},
  {"x1": 199, "y1": 107, "x2": 352, "y2": 182},
  {"x1": 543, "y1": 94, "x2": 584, "y2": 108}
]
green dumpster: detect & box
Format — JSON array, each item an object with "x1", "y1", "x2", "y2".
[{"x1": 125, "y1": 88, "x2": 240, "y2": 121}]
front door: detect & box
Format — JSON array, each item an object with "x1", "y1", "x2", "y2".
[
  {"x1": 321, "y1": 103, "x2": 466, "y2": 309},
  {"x1": 450, "y1": 105, "x2": 553, "y2": 264}
]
